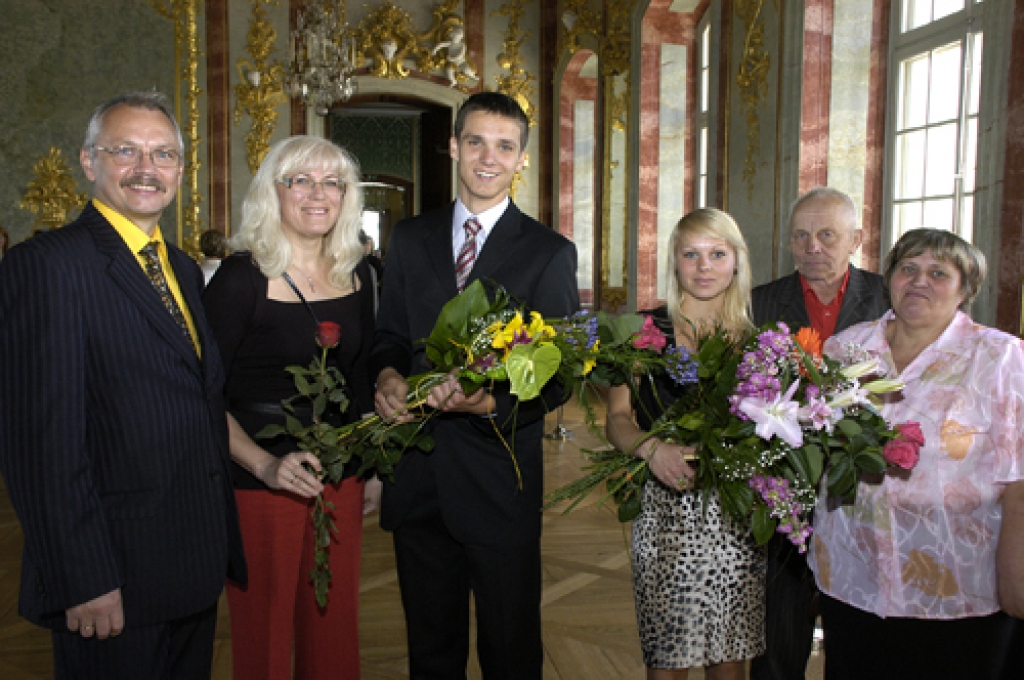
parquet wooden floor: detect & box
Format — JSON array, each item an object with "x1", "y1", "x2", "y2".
[{"x1": 0, "y1": 400, "x2": 824, "y2": 679}]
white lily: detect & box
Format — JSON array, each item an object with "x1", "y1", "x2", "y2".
[
  {"x1": 738, "y1": 379, "x2": 804, "y2": 448},
  {"x1": 826, "y1": 383, "x2": 871, "y2": 411},
  {"x1": 840, "y1": 357, "x2": 882, "y2": 380},
  {"x1": 863, "y1": 377, "x2": 905, "y2": 394}
]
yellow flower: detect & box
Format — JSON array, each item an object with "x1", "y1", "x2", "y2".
[
  {"x1": 527, "y1": 311, "x2": 556, "y2": 340},
  {"x1": 491, "y1": 312, "x2": 525, "y2": 350},
  {"x1": 582, "y1": 340, "x2": 599, "y2": 375}
]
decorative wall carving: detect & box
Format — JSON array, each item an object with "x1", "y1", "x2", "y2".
[
  {"x1": 235, "y1": 0, "x2": 288, "y2": 174},
  {"x1": 735, "y1": 0, "x2": 771, "y2": 194},
  {"x1": 19, "y1": 148, "x2": 89, "y2": 232},
  {"x1": 148, "y1": 0, "x2": 204, "y2": 256}
]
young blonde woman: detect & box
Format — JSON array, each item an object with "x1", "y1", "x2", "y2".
[{"x1": 606, "y1": 208, "x2": 765, "y2": 680}]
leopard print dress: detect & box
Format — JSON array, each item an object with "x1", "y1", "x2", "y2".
[
  {"x1": 631, "y1": 482, "x2": 765, "y2": 669},
  {"x1": 629, "y1": 307, "x2": 765, "y2": 669}
]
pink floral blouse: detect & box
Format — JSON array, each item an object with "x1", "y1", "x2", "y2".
[{"x1": 809, "y1": 311, "x2": 1024, "y2": 619}]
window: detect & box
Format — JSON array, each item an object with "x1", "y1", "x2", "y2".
[
  {"x1": 887, "y1": 0, "x2": 984, "y2": 245},
  {"x1": 696, "y1": 23, "x2": 711, "y2": 208}
]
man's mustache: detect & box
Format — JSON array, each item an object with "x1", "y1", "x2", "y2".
[{"x1": 120, "y1": 175, "x2": 167, "y2": 192}]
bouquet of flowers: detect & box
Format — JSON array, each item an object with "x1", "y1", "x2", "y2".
[
  {"x1": 261, "y1": 281, "x2": 681, "y2": 604},
  {"x1": 546, "y1": 322, "x2": 924, "y2": 553}
]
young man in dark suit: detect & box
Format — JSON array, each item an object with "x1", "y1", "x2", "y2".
[
  {"x1": 750, "y1": 186, "x2": 888, "y2": 680},
  {"x1": 372, "y1": 92, "x2": 579, "y2": 679},
  {"x1": 0, "y1": 92, "x2": 245, "y2": 680}
]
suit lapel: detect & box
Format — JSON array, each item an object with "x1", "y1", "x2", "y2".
[
  {"x1": 779, "y1": 273, "x2": 811, "y2": 329},
  {"x1": 86, "y1": 207, "x2": 201, "y2": 372},
  {"x1": 836, "y1": 266, "x2": 869, "y2": 332},
  {"x1": 471, "y1": 203, "x2": 523, "y2": 285},
  {"x1": 423, "y1": 205, "x2": 460, "y2": 297}
]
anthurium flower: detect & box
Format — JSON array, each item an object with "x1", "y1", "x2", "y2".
[{"x1": 738, "y1": 379, "x2": 804, "y2": 448}]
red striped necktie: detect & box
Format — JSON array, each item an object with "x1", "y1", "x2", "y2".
[{"x1": 455, "y1": 217, "x2": 482, "y2": 291}]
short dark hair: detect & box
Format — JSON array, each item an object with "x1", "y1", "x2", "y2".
[
  {"x1": 199, "y1": 229, "x2": 229, "y2": 259},
  {"x1": 453, "y1": 92, "x2": 529, "y2": 149},
  {"x1": 883, "y1": 228, "x2": 987, "y2": 312}
]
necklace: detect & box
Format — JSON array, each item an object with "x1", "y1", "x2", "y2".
[{"x1": 289, "y1": 263, "x2": 317, "y2": 293}]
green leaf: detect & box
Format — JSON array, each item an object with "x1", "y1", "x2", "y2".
[
  {"x1": 293, "y1": 373, "x2": 312, "y2": 396},
  {"x1": 856, "y1": 450, "x2": 887, "y2": 475},
  {"x1": 617, "y1": 491, "x2": 642, "y2": 522},
  {"x1": 424, "y1": 280, "x2": 490, "y2": 366},
  {"x1": 256, "y1": 424, "x2": 287, "y2": 439},
  {"x1": 600, "y1": 312, "x2": 645, "y2": 346},
  {"x1": 790, "y1": 444, "x2": 824, "y2": 486},
  {"x1": 837, "y1": 419, "x2": 863, "y2": 437},
  {"x1": 751, "y1": 504, "x2": 776, "y2": 545},
  {"x1": 506, "y1": 343, "x2": 561, "y2": 401}
]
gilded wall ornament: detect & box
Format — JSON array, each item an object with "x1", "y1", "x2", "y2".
[
  {"x1": 148, "y1": 0, "x2": 204, "y2": 256},
  {"x1": 735, "y1": 0, "x2": 772, "y2": 195},
  {"x1": 235, "y1": 0, "x2": 288, "y2": 174},
  {"x1": 559, "y1": 0, "x2": 601, "y2": 59},
  {"x1": 19, "y1": 148, "x2": 89, "y2": 232},
  {"x1": 491, "y1": 0, "x2": 537, "y2": 199}
]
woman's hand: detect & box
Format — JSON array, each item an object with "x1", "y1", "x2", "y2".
[
  {"x1": 260, "y1": 451, "x2": 325, "y2": 498},
  {"x1": 998, "y1": 481, "x2": 1024, "y2": 618},
  {"x1": 643, "y1": 439, "x2": 697, "y2": 491},
  {"x1": 363, "y1": 476, "x2": 383, "y2": 515}
]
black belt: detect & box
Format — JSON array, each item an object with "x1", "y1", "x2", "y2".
[{"x1": 229, "y1": 399, "x2": 313, "y2": 419}]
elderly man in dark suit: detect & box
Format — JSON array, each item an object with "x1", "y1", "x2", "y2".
[
  {"x1": 0, "y1": 92, "x2": 245, "y2": 680},
  {"x1": 750, "y1": 186, "x2": 888, "y2": 680},
  {"x1": 372, "y1": 92, "x2": 579, "y2": 679}
]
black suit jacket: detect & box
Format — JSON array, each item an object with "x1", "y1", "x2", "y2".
[
  {"x1": 370, "y1": 202, "x2": 579, "y2": 546},
  {"x1": 751, "y1": 265, "x2": 889, "y2": 334},
  {"x1": 0, "y1": 203, "x2": 246, "y2": 629}
]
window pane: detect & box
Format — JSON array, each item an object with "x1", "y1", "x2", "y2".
[
  {"x1": 928, "y1": 42, "x2": 962, "y2": 124},
  {"x1": 699, "y1": 128, "x2": 708, "y2": 174},
  {"x1": 896, "y1": 130, "x2": 927, "y2": 199},
  {"x1": 900, "y1": 54, "x2": 930, "y2": 130},
  {"x1": 903, "y1": 0, "x2": 932, "y2": 32},
  {"x1": 701, "y1": 26, "x2": 710, "y2": 68},
  {"x1": 962, "y1": 117, "x2": 978, "y2": 193},
  {"x1": 895, "y1": 201, "x2": 923, "y2": 237},
  {"x1": 959, "y1": 195, "x2": 974, "y2": 242},
  {"x1": 933, "y1": 0, "x2": 965, "y2": 23},
  {"x1": 698, "y1": 177, "x2": 707, "y2": 209},
  {"x1": 924, "y1": 122, "x2": 957, "y2": 196},
  {"x1": 701, "y1": 69, "x2": 709, "y2": 112},
  {"x1": 968, "y1": 32, "x2": 983, "y2": 115},
  {"x1": 923, "y1": 198, "x2": 954, "y2": 231}
]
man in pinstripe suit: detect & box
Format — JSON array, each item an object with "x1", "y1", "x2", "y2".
[{"x1": 0, "y1": 92, "x2": 245, "y2": 679}]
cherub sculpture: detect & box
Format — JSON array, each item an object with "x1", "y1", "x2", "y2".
[{"x1": 432, "y1": 25, "x2": 478, "y2": 88}]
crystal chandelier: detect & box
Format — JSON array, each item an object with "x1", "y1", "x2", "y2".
[{"x1": 284, "y1": 0, "x2": 358, "y2": 116}]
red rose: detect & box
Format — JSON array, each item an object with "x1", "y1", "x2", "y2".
[
  {"x1": 316, "y1": 321, "x2": 341, "y2": 349},
  {"x1": 883, "y1": 439, "x2": 920, "y2": 470},
  {"x1": 897, "y1": 421, "x2": 925, "y2": 447},
  {"x1": 633, "y1": 316, "x2": 667, "y2": 353}
]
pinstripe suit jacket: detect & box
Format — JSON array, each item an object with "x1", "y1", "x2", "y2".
[
  {"x1": 0, "y1": 203, "x2": 246, "y2": 629},
  {"x1": 370, "y1": 202, "x2": 580, "y2": 546}
]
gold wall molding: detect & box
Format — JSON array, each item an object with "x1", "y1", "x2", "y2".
[
  {"x1": 19, "y1": 148, "x2": 89, "y2": 232},
  {"x1": 559, "y1": 0, "x2": 601, "y2": 62},
  {"x1": 492, "y1": 0, "x2": 537, "y2": 199},
  {"x1": 148, "y1": 0, "x2": 204, "y2": 256},
  {"x1": 735, "y1": 0, "x2": 771, "y2": 196},
  {"x1": 235, "y1": 0, "x2": 288, "y2": 174}
]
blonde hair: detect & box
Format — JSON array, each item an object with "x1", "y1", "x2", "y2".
[
  {"x1": 664, "y1": 208, "x2": 753, "y2": 334},
  {"x1": 232, "y1": 135, "x2": 364, "y2": 290}
]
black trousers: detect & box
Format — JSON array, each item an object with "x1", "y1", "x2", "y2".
[
  {"x1": 749, "y1": 534, "x2": 818, "y2": 680},
  {"x1": 819, "y1": 594, "x2": 1024, "y2": 680},
  {"x1": 51, "y1": 602, "x2": 218, "y2": 680},
  {"x1": 392, "y1": 493, "x2": 543, "y2": 680}
]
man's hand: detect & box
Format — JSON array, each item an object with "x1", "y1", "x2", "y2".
[
  {"x1": 66, "y1": 588, "x2": 124, "y2": 640},
  {"x1": 375, "y1": 368, "x2": 413, "y2": 422},
  {"x1": 425, "y1": 374, "x2": 494, "y2": 415}
]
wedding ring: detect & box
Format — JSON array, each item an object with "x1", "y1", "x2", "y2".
[
  {"x1": 677, "y1": 476, "x2": 691, "y2": 490},
  {"x1": 82, "y1": 624, "x2": 93, "y2": 632}
]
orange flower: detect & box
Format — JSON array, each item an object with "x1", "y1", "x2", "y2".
[{"x1": 794, "y1": 327, "x2": 822, "y2": 358}]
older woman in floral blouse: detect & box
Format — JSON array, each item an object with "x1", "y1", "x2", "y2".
[{"x1": 808, "y1": 228, "x2": 1024, "y2": 680}]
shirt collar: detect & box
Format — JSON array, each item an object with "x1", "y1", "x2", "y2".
[
  {"x1": 452, "y1": 197, "x2": 509, "y2": 242},
  {"x1": 798, "y1": 266, "x2": 851, "y2": 303},
  {"x1": 93, "y1": 198, "x2": 167, "y2": 255}
]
